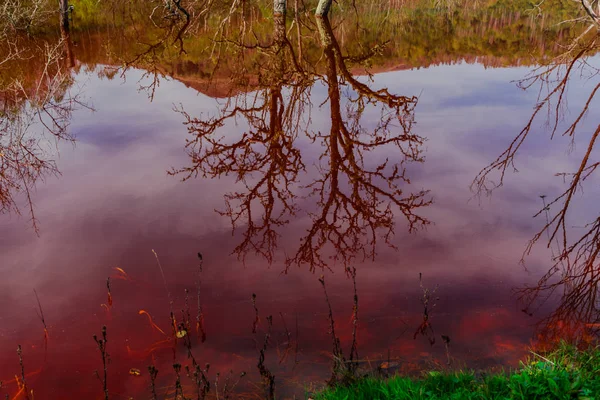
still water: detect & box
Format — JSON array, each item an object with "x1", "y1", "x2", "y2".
[{"x1": 1, "y1": 2, "x2": 600, "y2": 399}]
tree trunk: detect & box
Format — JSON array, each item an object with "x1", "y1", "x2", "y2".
[
  {"x1": 274, "y1": 0, "x2": 286, "y2": 16},
  {"x1": 59, "y1": 0, "x2": 69, "y2": 32},
  {"x1": 315, "y1": 0, "x2": 332, "y2": 17}
]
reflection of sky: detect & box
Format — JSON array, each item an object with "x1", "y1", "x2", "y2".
[{"x1": 1, "y1": 58, "x2": 599, "y2": 398}]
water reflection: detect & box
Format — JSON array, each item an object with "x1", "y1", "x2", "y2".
[
  {"x1": 173, "y1": 13, "x2": 430, "y2": 270},
  {"x1": 1, "y1": 1, "x2": 600, "y2": 399},
  {"x1": 172, "y1": 11, "x2": 310, "y2": 265},
  {"x1": 1, "y1": 33, "x2": 83, "y2": 232},
  {"x1": 472, "y1": 13, "x2": 600, "y2": 346}
]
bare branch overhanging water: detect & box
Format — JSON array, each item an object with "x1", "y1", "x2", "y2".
[{"x1": 471, "y1": 4, "x2": 600, "y2": 344}]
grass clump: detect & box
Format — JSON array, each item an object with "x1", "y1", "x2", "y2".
[{"x1": 312, "y1": 343, "x2": 600, "y2": 399}]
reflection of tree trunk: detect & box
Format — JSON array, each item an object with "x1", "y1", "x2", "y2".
[
  {"x1": 294, "y1": 0, "x2": 302, "y2": 60},
  {"x1": 274, "y1": 14, "x2": 286, "y2": 44},
  {"x1": 318, "y1": 16, "x2": 407, "y2": 106},
  {"x1": 60, "y1": 26, "x2": 75, "y2": 68},
  {"x1": 59, "y1": 0, "x2": 69, "y2": 31},
  {"x1": 270, "y1": 14, "x2": 286, "y2": 141},
  {"x1": 316, "y1": 17, "x2": 340, "y2": 123},
  {"x1": 315, "y1": 0, "x2": 332, "y2": 17},
  {"x1": 59, "y1": 0, "x2": 75, "y2": 69},
  {"x1": 274, "y1": 0, "x2": 286, "y2": 16},
  {"x1": 316, "y1": 16, "x2": 342, "y2": 190}
]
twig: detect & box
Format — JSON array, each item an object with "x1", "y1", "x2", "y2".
[
  {"x1": 33, "y1": 289, "x2": 49, "y2": 354},
  {"x1": 196, "y1": 252, "x2": 206, "y2": 342},
  {"x1": 106, "y1": 277, "x2": 112, "y2": 308},
  {"x1": 93, "y1": 326, "x2": 109, "y2": 400},
  {"x1": 152, "y1": 249, "x2": 172, "y2": 307},
  {"x1": 252, "y1": 293, "x2": 260, "y2": 333}
]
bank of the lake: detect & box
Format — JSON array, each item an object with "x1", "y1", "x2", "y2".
[{"x1": 312, "y1": 343, "x2": 600, "y2": 399}]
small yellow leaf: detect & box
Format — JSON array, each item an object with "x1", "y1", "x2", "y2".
[
  {"x1": 129, "y1": 368, "x2": 141, "y2": 376},
  {"x1": 176, "y1": 329, "x2": 187, "y2": 338}
]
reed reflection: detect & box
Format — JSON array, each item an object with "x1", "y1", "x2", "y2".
[{"x1": 173, "y1": 12, "x2": 430, "y2": 270}]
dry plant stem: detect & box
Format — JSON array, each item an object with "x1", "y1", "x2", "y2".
[
  {"x1": 250, "y1": 293, "x2": 274, "y2": 397},
  {"x1": 196, "y1": 252, "x2": 206, "y2": 342},
  {"x1": 33, "y1": 289, "x2": 49, "y2": 353},
  {"x1": 278, "y1": 312, "x2": 293, "y2": 364},
  {"x1": 293, "y1": 314, "x2": 300, "y2": 370},
  {"x1": 148, "y1": 365, "x2": 159, "y2": 400},
  {"x1": 93, "y1": 326, "x2": 109, "y2": 400},
  {"x1": 257, "y1": 315, "x2": 275, "y2": 400},
  {"x1": 252, "y1": 293, "x2": 259, "y2": 333},
  {"x1": 222, "y1": 371, "x2": 246, "y2": 400},
  {"x1": 349, "y1": 266, "x2": 359, "y2": 369},
  {"x1": 182, "y1": 307, "x2": 210, "y2": 400},
  {"x1": 17, "y1": 345, "x2": 30, "y2": 400},
  {"x1": 173, "y1": 363, "x2": 184, "y2": 399},
  {"x1": 170, "y1": 311, "x2": 179, "y2": 358},
  {"x1": 442, "y1": 335, "x2": 451, "y2": 365},
  {"x1": 182, "y1": 310, "x2": 198, "y2": 368},
  {"x1": 413, "y1": 273, "x2": 438, "y2": 345},
  {"x1": 318, "y1": 275, "x2": 345, "y2": 384},
  {"x1": 185, "y1": 363, "x2": 205, "y2": 400},
  {"x1": 222, "y1": 372, "x2": 231, "y2": 400},
  {"x1": 106, "y1": 277, "x2": 113, "y2": 308},
  {"x1": 152, "y1": 249, "x2": 172, "y2": 308},
  {"x1": 184, "y1": 288, "x2": 192, "y2": 333}
]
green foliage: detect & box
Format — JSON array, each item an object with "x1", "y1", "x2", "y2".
[{"x1": 312, "y1": 343, "x2": 600, "y2": 400}]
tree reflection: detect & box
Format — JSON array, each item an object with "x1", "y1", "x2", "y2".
[
  {"x1": 1, "y1": 33, "x2": 84, "y2": 232},
  {"x1": 472, "y1": 8, "x2": 600, "y2": 343},
  {"x1": 174, "y1": 11, "x2": 430, "y2": 270},
  {"x1": 295, "y1": 17, "x2": 429, "y2": 270},
  {"x1": 174, "y1": 10, "x2": 310, "y2": 263}
]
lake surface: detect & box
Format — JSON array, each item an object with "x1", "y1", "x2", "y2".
[{"x1": 1, "y1": 2, "x2": 600, "y2": 399}]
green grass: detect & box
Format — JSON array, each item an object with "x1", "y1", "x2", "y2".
[{"x1": 312, "y1": 343, "x2": 600, "y2": 399}]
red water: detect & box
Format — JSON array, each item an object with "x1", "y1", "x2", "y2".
[{"x1": 1, "y1": 30, "x2": 599, "y2": 400}]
